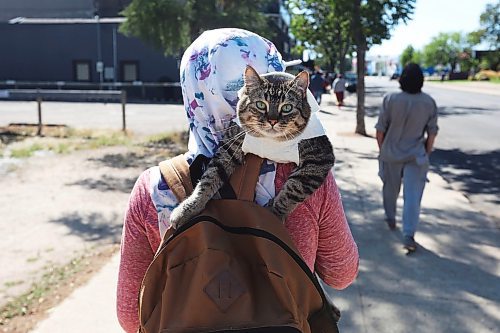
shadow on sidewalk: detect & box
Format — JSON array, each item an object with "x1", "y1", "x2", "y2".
[
  {"x1": 49, "y1": 212, "x2": 122, "y2": 243},
  {"x1": 431, "y1": 149, "x2": 500, "y2": 201},
  {"x1": 331, "y1": 174, "x2": 500, "y2": 331},
  {"x1": 67, "y1": 175, "x2": 137, "y2": 193}
]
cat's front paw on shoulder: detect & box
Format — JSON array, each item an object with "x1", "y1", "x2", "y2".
[{"x1": 169, "y1": 206, "x2": 191, "y2": 230}]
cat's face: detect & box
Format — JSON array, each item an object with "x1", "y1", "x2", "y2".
[{"x1": 236, "y1": 66, "x2": 310, "y2": 141}]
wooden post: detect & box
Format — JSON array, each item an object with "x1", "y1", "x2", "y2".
[
  {"x1": 121, "y1": 90, "x2": 127, "y2": 132},
  {"x1": 36, "y1": 90, "x2": 43, "y2": 136}
]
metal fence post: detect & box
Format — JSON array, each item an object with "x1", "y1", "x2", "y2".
[
  {"x1": 121, "y1": 90, "x2": 127, "y2": 132},
  {"x1": 36, "y1": 90, "x2": 43, "y2": 136}
]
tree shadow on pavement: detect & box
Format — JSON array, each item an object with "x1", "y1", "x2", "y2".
[
  {"x1": 49, "y1": 212, "x2": 122, "y2": 243},
  {"x1": 89, "y1": 152, "x2": 151, "y2": 169},
  {"x1": 430, "y1": 149, "x2": 500, "y2": 201},
  {"x1": 336, "y1": 147, "x2": 378, "y2": 161},
  {"x1": 365, "y1": 86, "x2": 386, "y2": 98},
  {"x1": 67, "y1": 175, "x2": 137, "y2": 193},
  {"x1": 437, "y1": 106, "x2": 497, "y2": 118},
  {"x1": 329, "y1": 179, "x2": 500, "y2": 332}
]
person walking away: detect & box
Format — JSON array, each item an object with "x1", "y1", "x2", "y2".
[
  {"x1": 375, "y1": 63, "x2": 438, "y2": 252},
  {"x1": 332, "y1": 74, "x2": 346, "y2": 107},
  {"x1": 310, "y1": 68, "x2": 326, "y2": 105}
]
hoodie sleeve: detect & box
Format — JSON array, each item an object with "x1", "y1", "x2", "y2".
[
  {"x1": 116, "y1": 170, "x2": 158, "y2": 333},
  {"x1": 315, "y1": 171, "x2": 359, "y2": 289}
]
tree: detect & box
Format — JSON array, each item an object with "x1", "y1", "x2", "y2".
[
  {"x1": 288, "y1": 0, "x2": 354, "y2": 73},
  {"x1": 119, "y1": 0, "x2": 272, "y2": 55},
  {"x1": 349, "y1": 0, "x2": 415, "y2": 135},
  {"x1": 479, "y1": 1, "x2": 500, "y2": 50},
  {"x1": 475, "y1": 1, "x2": 500, "y2": 70},
  {"x1": 400, "y1": 45, "x2": 421, "y2": 66},
  {"x1": 422, "y1": 32, "x2": 466, "y2": 70},
  {"x1": 400, "y1": 45, "x2": 415, "y2": 67},
  {"x1": 288, "y1": 0, "x2": 415, "y2": 135}
]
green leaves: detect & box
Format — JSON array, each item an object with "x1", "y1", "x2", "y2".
[
  {"x1": 400, "y1": 45, "x2": 422, "y2": 67},
  {"x1": 287, "y1": 0, "x2": 415, "y2": 70},
  {"x1": 479, "y1": 1, "x2": 500, "y2": 50},
  {"x1": 120, "y1": 0, "x2": 273, "y2": 56}
]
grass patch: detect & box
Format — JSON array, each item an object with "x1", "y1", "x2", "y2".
[
  {"x1": 2, "y1": 127, "x2": 134, "y2": 159},
  {"x1": 0, "y1": 245, "x2": 118, "y2": 330},
  {"x1": 10, "y1": 143, "x2": 44, "y2": 158},
  {"x1": 26, "y1": 256, "x2": 40, "y2": 263},
  {"x1": 3, "y1": 281, "x2": 24, "y2": 289},
  {"x1": 0, "y1": 256, "x2": 86, "y2": 321}
]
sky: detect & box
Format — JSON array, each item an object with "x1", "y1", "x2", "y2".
[{"x1": 367, "y1": 0, "x2": 493, "y2": 58}]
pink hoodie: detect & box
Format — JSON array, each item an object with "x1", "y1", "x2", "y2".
[{"x1": 117, "y1": 163, "x2": 359, "y2": 333}]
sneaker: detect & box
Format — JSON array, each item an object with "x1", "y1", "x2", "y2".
[
  {"x1": 385, "y1": 218, "x2": 396, "y2": 230},
  {"x1": 403, "y1": 236, "x2": 417, "y2": 252}
]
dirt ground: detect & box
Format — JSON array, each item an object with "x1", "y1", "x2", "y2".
[{"x1": 0, "y1": 126, "x2": 186, "y2": 331}]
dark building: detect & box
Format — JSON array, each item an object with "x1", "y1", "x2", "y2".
[{"x1": 0, "y1": 0, "x2": 292, "y2": 101}]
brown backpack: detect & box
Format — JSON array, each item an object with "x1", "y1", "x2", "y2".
[{"x1": 138, "y1": 154, "x2": 340, "y2": 333}]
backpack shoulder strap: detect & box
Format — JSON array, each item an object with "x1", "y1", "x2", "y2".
[
  {"x1": 158, "y1": 155, "x2": 193, "y2": 202},
  {"x1": 229, "y1": 153, "x2": 263, "y2": 202}
]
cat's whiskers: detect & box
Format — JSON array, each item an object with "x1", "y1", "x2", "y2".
[
  {"x1": 218, "y1": 130, "x2": 247, "y2": 150},
  {"x1": 212, "y1": 123, "x2": 241, "y2": 134}
]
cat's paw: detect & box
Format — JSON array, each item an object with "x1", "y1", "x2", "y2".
[{"x1": 169, "y1": 206, "x2": 191, "y2": 230}]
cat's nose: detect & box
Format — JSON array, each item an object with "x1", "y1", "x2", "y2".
[{"x1": 268, "y1": 119, "x2": 278, "y2": 127}]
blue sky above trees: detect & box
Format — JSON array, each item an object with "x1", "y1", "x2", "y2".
[{"x1": 368, "y1": 0, "x2": 493, "y2": 57}]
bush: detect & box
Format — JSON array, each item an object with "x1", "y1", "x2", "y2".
[{"x1": 474, "y1": 70, "x2": 500, "y2": 81}]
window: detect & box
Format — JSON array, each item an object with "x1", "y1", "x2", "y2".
[
  {"x1": 121, "y1": 61, "x2": 139, "y2": 82},
  {"x1": 73, "y1": 60, "x2": 91, "y2": 81}
]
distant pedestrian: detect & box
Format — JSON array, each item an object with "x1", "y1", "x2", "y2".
[
  {"x1": 375, "y1": 63, "x2": 439, "y2": 252},
  {"x1": 309, "y1": 68, "x2": 326, "y2": 105},
  {"x1": 332, "y1": 74, "x2": 346, "y2": 107}
]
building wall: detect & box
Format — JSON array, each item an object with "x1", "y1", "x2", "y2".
[
  {"x1": 0, "y1": 0, "x2": 132, "y2": 21},
  {"x1": 0, "y1": 23, "x2": 179, "y2": 83},
  {"x1": 0, "y1": 0, "x2": 95, "y2": 21}
]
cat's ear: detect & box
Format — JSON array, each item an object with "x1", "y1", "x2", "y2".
[
  {"x1": 291, "y1": 71, "x2": 309, "y2": 97},
  {"x1": 244, "y1": 66, "x2": 263, "y2": 89}
]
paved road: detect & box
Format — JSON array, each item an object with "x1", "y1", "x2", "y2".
[{"x1": 362, "y1": 77, "x2": 500, "y2": 220}]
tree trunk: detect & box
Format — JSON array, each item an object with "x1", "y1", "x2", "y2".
[
  {"x1": 352, "y1": 0, "x2": 367, "y2": 135},
  {"x1": 355, "y1": 44, "x2": 367, "y2": 135}
]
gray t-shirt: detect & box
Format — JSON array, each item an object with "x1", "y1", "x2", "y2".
[{"x1": 375, "y1": 91, "x2": 438, "y2": 163}]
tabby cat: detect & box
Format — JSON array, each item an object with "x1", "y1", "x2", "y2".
[{"x1": 169, "y1": 65, "x2": 335, "y2": 229}]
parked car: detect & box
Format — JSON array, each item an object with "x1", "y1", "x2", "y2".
[
  {"x1": 390, "y1": 72, "x2": 400, "y2": 80},
  {"x1": 344, "y1": 72, "x2": 357, "y2": 93}
]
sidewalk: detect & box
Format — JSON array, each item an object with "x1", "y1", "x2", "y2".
[{"x1": 29, "y1": 93, "x2": 500, "y2": 332}]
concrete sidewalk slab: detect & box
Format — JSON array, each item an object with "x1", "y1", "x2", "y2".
[{"x1": 30, "y1": 254, "x2": 121, "y2": 333}]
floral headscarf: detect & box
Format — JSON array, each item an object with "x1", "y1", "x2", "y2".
[
  {"x1": 181, "y1": 28, "x2": 286, "y2": 158},
  {"x1": 150, "y1": 28, "x2": 286, "y2": 237}
]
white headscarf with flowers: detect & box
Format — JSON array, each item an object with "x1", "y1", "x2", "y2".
[{"x1": 149, "y1": 28, "x2": 287, "y2": 237}]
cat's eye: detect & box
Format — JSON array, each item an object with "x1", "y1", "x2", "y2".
[
  {"x1": 281, "y1": 104, "x2": 293, "y2": 114},
  {"x1": 255, "y1": 101, "x2": 267, "y2": 110}
]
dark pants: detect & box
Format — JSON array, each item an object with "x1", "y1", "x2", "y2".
[
  {"x1": 313, "y1": 90, "x2": 322, "y2": 105},
  {"x1": 334, "y1": 91, "x2": 344, "y2": 105}
]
